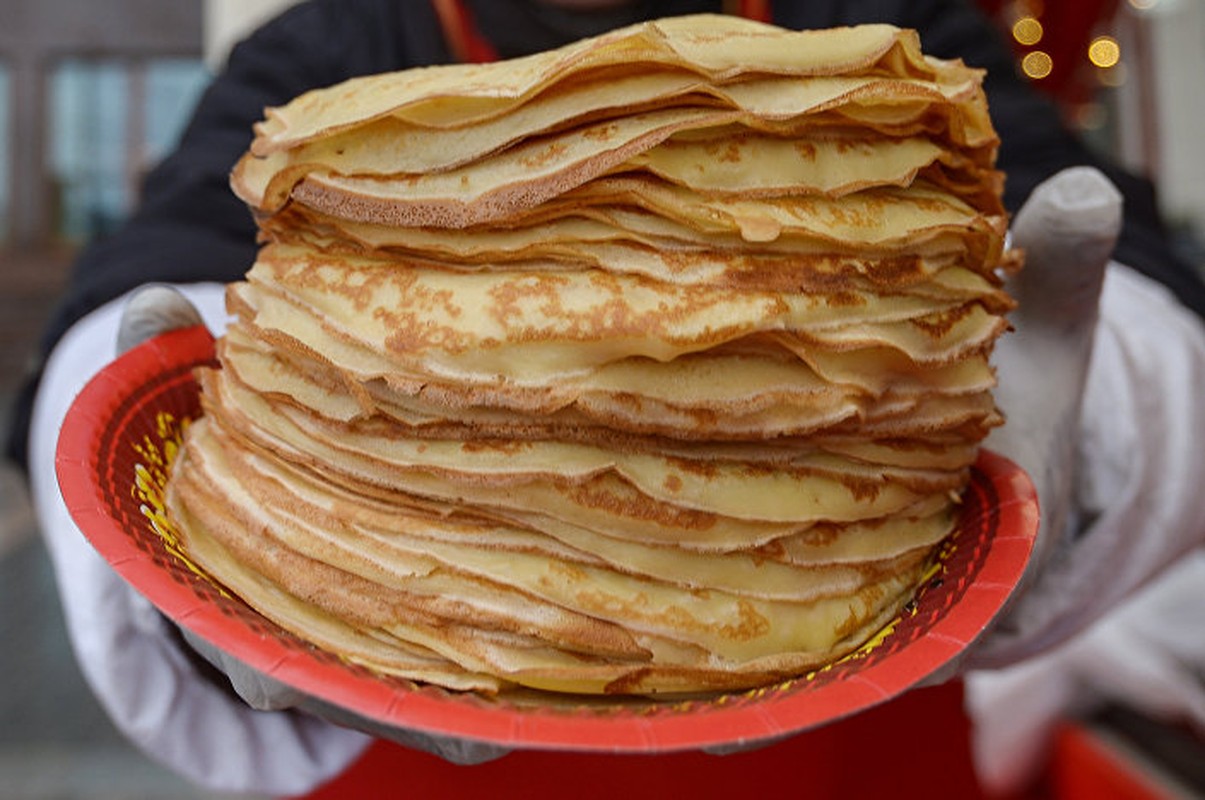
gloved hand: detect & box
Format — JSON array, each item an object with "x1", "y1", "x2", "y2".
[
  {"x1": 969, "y1": 166, "x2": 1120, "y2": 664},
  {"x1": 29, "y1": 284, "x2": 372, "y2": 795},
  {"x1": 179, "y1": 626, "x2": 510, "y2": 767},
  {"x1": 910, "y1": 166, "x2": 1120, "y2": 686},
  {"x1": 987, "y1": 166, "x2": 1120, "y2": 571},
  {"x1": 972, "y1": 165, "x2": 1205, "y2": 667},
  {"x1": 30, "y1": 283, "x2": 500, "y2": 798},
  {"x1": 962, "y1": 166, "x2": 1205, "y2": 790}
]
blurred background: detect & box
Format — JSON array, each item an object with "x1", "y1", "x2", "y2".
[{"x1": 0, "y1": 0, "x2": 1202, "y2": 797}]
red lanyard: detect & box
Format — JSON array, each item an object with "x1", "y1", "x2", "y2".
[{"x1": 430, "y1": 0, "x2": 772, "y2": 64}]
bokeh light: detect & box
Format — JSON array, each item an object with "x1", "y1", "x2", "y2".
[
  {"x1": 1012, "y1": 16, "x2": 1044, "y2": 46},
  {"x1": 1021, "y1": 50, "x2": 1054, "y2": 79},
  {"x1": 1088, "y1": 36, "x2": 1122, "y2": 68}
]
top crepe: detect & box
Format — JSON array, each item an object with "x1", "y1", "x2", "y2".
[
  {"x1": 249, "y1": 17, "x2": 981, "y2": 148},
  {"x1": 232, "y1": 15, "x2": 998, "y2": 228}
]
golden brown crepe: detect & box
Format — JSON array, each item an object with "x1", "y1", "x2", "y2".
[{"x1": 165, "y1": 15, "x2": 1017, "y2": 697}]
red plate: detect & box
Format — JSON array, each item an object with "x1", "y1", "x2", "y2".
[{"x1": 56, "y1": 324, "x2": 1038, "y2": 753}]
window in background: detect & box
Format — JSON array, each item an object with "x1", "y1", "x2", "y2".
[
  {"x1": 145, "y1": 58, "x2": 210, "y2": 168},
  {"x1": 48, "y1": 59, "x2": 130, "y2": 242},
  {"x1": 47, "y1": 57, "x2": 208, "y2": 244}
]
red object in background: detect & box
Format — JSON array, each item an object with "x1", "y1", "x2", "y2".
[
  {"x1": 305, "y1": 682, "x2": 988, "y2": 800},
  {"x1": 1046, "y1": 721, "x2": 1181, "y2": 800},
  {"x1": 977, "y1": 0, "x2": 1121, "y2": 109}
]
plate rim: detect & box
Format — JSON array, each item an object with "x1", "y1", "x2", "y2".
[{"x1": 55, "y1": 324, "x2": 1039, "y2": 752}]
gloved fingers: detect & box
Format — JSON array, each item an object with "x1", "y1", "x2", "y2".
[
  {"x1": 969, "y1": 168, "x2": 1125, "y2": 671},
  {"x1": 115, "y1": 286, "x2": 312, "y2": 715},
  {"x1": 117, "y1": 286, "x2": 307, "y2": 716},
  {"x1": 180, "y1": 629, "x2": 512, "y2": 765},
  {"x1": 116, "y1": 284, "x2": 205, "y2": 355},
  {"x1": 973, "y1": 265, "x2": 1205, "y2": 668},
  {"x1": 179, "y1": 627, "x2": 310, "y2": 711},
  {"x1": 31, "y1": 286, "x2": 372, "y2": 795},
  {"x1": 299, "y1": 697, "x2": 513, "y2": 766}
]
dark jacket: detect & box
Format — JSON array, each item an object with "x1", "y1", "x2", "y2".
[{"x1": 7, "y1": 0, "x2": 1203, "y2": 466}]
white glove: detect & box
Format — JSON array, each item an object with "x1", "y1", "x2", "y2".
[
  {"x1": 972, "y1": 167, "x2": 1205, "y2": 666},
  {"x1": 113, "y1": 284, "x2": 207, "y2": 355},
  {"x1": 962, "y1": 169, "x2": 1205, "y2": 789},
  {"x1": 909, "y1": 166, "x2": 1120, "y2": 687},
  {"x1": 33, "y1": 282, "x2": 510, "y2": 794},
  {"x1": 968, "y1": 166, "x2": 1118, "y2": 664},
  {"x1": 29, "y1": 285, "x2": 372, "y2": 796}
]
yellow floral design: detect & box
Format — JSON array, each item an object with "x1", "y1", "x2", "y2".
[{"x1": 131, "y1": 411, "x2": 223, "y2": 591}]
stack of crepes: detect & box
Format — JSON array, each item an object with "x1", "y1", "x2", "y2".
[{"x1": 165, "y1": 15, "x2": 1017, "y2": 696}]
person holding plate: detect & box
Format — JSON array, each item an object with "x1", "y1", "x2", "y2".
[{"x1": 8, "y1": 1, "x2": 1205, "y2": 797}]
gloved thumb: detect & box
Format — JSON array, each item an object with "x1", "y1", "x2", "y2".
[
  {"x1": 1006, "y1": 165, "x2": 1121, "y2": 332},
  {"x1": 116, "y1": 284, "x2": 204, "y2": 355}
]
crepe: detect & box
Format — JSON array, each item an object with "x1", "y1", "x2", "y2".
[
  {"x1": 248, "y1": 18, "x2": 978, "y2": 149},
  {"x1": 165, "y1": 15, "x2": 1017, "y2": 697}
]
